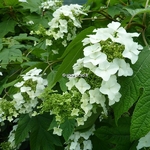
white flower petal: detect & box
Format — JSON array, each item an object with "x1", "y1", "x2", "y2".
[
  {"x1": 100, "y1": 75, "x2": 121, "y2": 101},
  {"x1": 75, "y1": 78, "x2": 91, "y2": 94},
  {"x1": 83, "y1": 43, "x2": 101, "y2": 56}
]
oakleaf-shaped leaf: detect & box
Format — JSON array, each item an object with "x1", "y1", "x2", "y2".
[
  {"x1": 95, "y1": 117, "x2": 132, "y2": 150},
  {"x1": 113, "y1": 47, "x2": 150, "y2": 141},
  {"x1": 107, "y1": 5, "x2": 122, "y2": 18},
  {"x1": 15, "y1": 114, "x2": 32, "y2": 146},
  {"x1": 21, "y1": 0, "x2": 41, "y2": 13},
  {"x1": 30, "y1": 114, "x2": 62, "y2": 150},
  {"x1": 0, "y1": 19, "x2": 16, "y2": 38},
  {"x1": 0, "y1": 47, "x2": 23, "y2": 68},
  {"x1": 60, "y1": 119, "x2": 75, "y2": 141}
]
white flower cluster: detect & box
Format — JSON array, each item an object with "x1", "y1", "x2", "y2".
[
  {"x1": 65, "y1": 125, "x2": 95, "y2": 150},
  {"x1": 39, "y1": 0, "x2": 62, "y2": 11},
  {"x1": 13, "y1": 68, "x2": 48, "y2": 115},
  {"x1": 8, "y1": 124, "x2": 19, "y2": 150},
  {"x1": 46, "y1": 4, "x2": 87, "y2": 47},
  {"x1": 137, "y1": 131, "x2": 150, "y2": 150},
  {"x1": 66, "y1": 21, "x2": 142, "y2": 125}
]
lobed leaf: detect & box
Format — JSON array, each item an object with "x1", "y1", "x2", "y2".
[
  {"x1": 0, "y1": 47, "x2": 23, "y2": 68},
  {"x1": 0, "y1": 19, "x2": 16, "y2": 38},
  {"x1": 30, "y1": 114, "x2": 62, "y2": 150},
  {"x1": 15, "y1": 114, "x2": 32, "y2": 146},
  {"x1": 113, "y1": 47, "x2": 150, "y2": 141},
  {"x1": 21, "y1": 0, "x2": 41, "y2": 13},
  {"x1": 61, "y1": 119, "x2": 75, "y2": 141},
  {"x1": 95, "y1": 117, "x2": 132, "y2": 150}
]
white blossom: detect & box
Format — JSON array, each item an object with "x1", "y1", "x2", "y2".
[
  {"x1": 89, "y1": 88, "x2": 106, "y2": 106},
  {"x1": 66, "y1": 78, "x2": 78, "y2": 90},
  {"x1": 137, "y1": 131, "x2": 150, "y2": 150},
  {"x1": 83, "y1": 43, "x2": 101, "y2": 56},
  {"x1": 80, "y1": 93, "x2": 93, "y2": 121},
  {"x1": 71, "y1": 108, "x2": 79, "y2": 116},
  {"x1": 14, "y1": 81, "x2": 24, "y2": 88},
  {"x1": 83, "y1": 52, "x2": 107, "y2": 66},
  {"x1": 53, "y1": 127, "x2": 62, "y2": 136},
  {"x1": 20, "y1": 86, "x2": 31, "y2": 93},
  {"x1": 45, "y1": 4, "x2": 87, "y2": 48},
  {"x1": 76, "y1": 117, "x2": 85, "y2": 126},
  {"x1": 46, "y1": 39, "x2": 52, "y2": 46},
  {"x1": 94, "y1": 60, "x2": 119, "y2": 81},
  {"x1": 100, "y1": 75, "x2": 121, "y2": 105},
  {"x1": 73, "y1": 58, "x2": 84, "y2": 74},
  {"x1": 112, "y1": 58, "x2": 133, "y2": 76},
  {"x1": 83, "y1": 140, "x2": 92, "y2": 150},
  {"x1": 13, "y1": 93, "x2": 24, "y2": 107},
  {"x1": 122, "y1": 42, "x2": 142, "y2": 64},
  {"x1": 75, "y1": 78, "x2": 91, "y2": 94},
  {"x1": 39, "y1": 0, "x2": 62, "y2": 11}
]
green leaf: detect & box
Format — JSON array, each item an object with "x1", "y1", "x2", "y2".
[
  {"x1": 14, "y1": 33, "x2": 39, "y2": 41},
  {"x1": 61, "y1": 119, "x2": 75, "y2": 141},
  {"x1": 107, "y1": 5, "x2": 122, "y2": 18},
  {"x1": 30, "y1": 128, "x2": 55, "y2": 150},
  {"x1": 87, "y1": 0, "x2": 106, "y2": 10},
  {"x1": 25, "y1": 14, "x2": 49, "y2": 30},
  {"x1": 125, "y1": 7, "x2": 150, "y2": 17},
  {"x1": 30, "y1": 114, "x2": 62, "y2": 150},
  {"x1": 0, "y1": 39, "x2": 3, "y2": 50},
  {"x1": 109, "y1": 0, "x2": 121, "y2": 6},
  {"x1": 0, "y1": 47, "x2": 23, "y2": 68},
  {"x1": 0, "y1": 77, "x2": 8, "y2": 95},
  {"x1": 21, "y1": 0, "x2": 42, "y2": 13},
  {"x1": 59, "y1": 77, "x2": 68, "y2": 92},
  {"x1": 15, "y1": 114, "x2": 32, "y2": 146},
  {"x1": 95, "y1": 117, "x2": 132, "y2": 150},
  {"x1": 52, "y1": 26, "x2": 95, "y2": 87},
  {"x1": 0, "y1": 19, "x2": 16, "y2": 38},
  {"x1": 4, "y1": 0, "x2": 18, "y2": 6},
  {"x1": 91, "y1": 136, "x2": 111, "y2": 150},
  {"x1": 3, "y1": 79, "x2": 18, "y2": 88},
  {"x1": 30, "y1": 48, "x2": 46, "y2": 59},
  {"x1": 130, "y1": 88, "x2": 150, "y2": 141},
  {"x1": 113, "y1": 47, "x2": 149, "y2": 123},
  {"x1": 47, "y1": 70, "x2": 57, "y2": 89},
  {"x1": 113, "y1": 47, "x2": 150, "y2": 141},
  {"x1": 48, "y1": 117, "x2": 58, "y2": 131}
]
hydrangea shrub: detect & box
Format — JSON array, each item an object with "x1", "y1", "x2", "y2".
[{"x1": 0, "y1": 0, "x2": 150, "y2": 150}]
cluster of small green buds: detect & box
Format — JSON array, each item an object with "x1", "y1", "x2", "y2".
[
  {"x1": 0, "y1": 98, "x2": 18, "y2": 122},
  {"x1": 39, "y1": 88, "x2": 82, "y2": 125}
]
